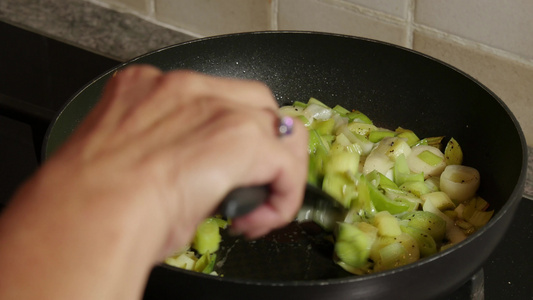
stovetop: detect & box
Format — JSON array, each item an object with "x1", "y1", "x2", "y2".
[{"x1": 0, "y1": 20, "x2": 531, "y2": 299}]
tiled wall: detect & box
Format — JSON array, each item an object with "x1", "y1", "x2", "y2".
[{"x1": 87, "y1": 0, "x2": 533, "y2": 146}]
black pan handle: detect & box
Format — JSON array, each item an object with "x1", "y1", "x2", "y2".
[{"x1": 216, "y1": 185, "x2": 270, "y2": 218}]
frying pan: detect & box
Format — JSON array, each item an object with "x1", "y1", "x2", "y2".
[{"x1": 43, "y1": 32, "x2": 527, "y2": 299}]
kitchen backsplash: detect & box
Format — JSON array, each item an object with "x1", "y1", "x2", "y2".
[
  {"x1": 85, "y1": 0, "x2": 533, "y2": 146},
  {"x1": 3, "y1": 0, "x2": 532, "y2": 146}
]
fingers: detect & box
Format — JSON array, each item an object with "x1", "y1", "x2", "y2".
[
  {"x1": 229, "y1": 118, "x2": 309, "y2": 238},
  {"x1": 86, "y1": 65, "x2": 163, "y2": 129},
  {"x1": 63, "y1": 64, "x2": 310, "y2": 248},
  {"x1": 142, "y1": 86, "x2": 309, "y2": 238},
  {"x1": 66, "y1": 65, "x2": 163, "y2": 155},
  {"x1": 166, "y1": 71, "x2": 278, "y2": 109},
  {"x1": 109, "y1": 68, "x2": 278, "y2": 134},
  {"x1": 145, "y1": 101, "x2": 308, "y2": 238},
  {"x1": 70, "y1": 65, "x2": 281, "y2": 157}
]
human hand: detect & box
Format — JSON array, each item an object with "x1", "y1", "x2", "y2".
[
  {"x1": 45, "y1": 65, "x2": 308, "y2": 256},
  {"x1": 0, "y1": 65, "x2": 308, "y2": 299}
]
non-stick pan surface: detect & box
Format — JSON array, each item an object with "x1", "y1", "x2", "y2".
[{"x1": 44, "y1": 32, "x2": 527, "y2": 300}]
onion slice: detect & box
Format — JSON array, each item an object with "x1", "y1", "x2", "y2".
[
  {"x1": 407, "y1": 145, "x2": 446, "y2": 178},
  {"x1": 440, "y1": 165, "x2": 480, "y2": 203}
]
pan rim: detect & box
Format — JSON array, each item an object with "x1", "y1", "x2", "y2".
[{"x1": 42, "y1": 30, "x2": 528, "y2": 287}]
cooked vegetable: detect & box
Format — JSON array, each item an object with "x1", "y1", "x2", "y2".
[
  {"x1": 401, "y1": 211, "x2": 446, "y2": 241},
  {"x1": 165, "y1": 217, "x2": 226, "y2": 275},
  {"x1": 372, "y1": 233, "x2": 419, "y2": 272},
  {"x1": 165, "y1": 251, "x2": 218, "y2": 275},
  {"x1": 165, "y1": 251, "x2": 197, "y2": 270},
  {"x1": 278, "y1": 97, "x2": 493, "y2": 274},
  {"x1": 444, "y1": 137, "x2": 463, "y2": 165},
  {"x1": 420, "y1": 191, "x2": 456, "y2": 211},
  {"x1": 335, "y1": 222, "x2": 374, "y2": 268},
  {"x1": 166, "y1": 97, "x2": 494, "y2": 276},
  {"x1": 400, "y1": 225, "x2": 437, "y2": 257},
  {"x1": 440, "y1": 165, "x2": 480, "y2": 203},
  {"x1": 192, "y1": 218, "x2": 222, "y2": 255},
  {"x1": 373, "y1": 211, "x2": 401, "y2": 237},
  {"x1": 407, "y1": 145, "x2": 447, "y2": 178}
]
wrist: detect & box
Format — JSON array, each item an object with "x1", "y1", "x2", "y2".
[{"x1": 0, "y1": 160, "x2": 167, "y2": 299}]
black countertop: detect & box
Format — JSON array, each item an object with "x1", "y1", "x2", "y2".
[{"x1": 482, "y1": 199, "x2": 532, "y2": 299}]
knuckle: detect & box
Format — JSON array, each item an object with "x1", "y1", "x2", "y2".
[
  {"x1": 116, "y1": 65, "x2": 161, "y2": 82},
  {"x1": 163, "y1": 70, "x2": 195, "y2": 83},
  {"x1": 248, "y1": 80, "x2": 271, "y2": 94},
  {"x1": 159, "y1": 70, "x2": 204, "y2": 93},
  {"x1": 219, "y1": 112, "x2": 261, "y2": 138},
  {"x1": 209, "y1": 103, "x2": 258, "y2": 133},
  {"x1": 250, "y1": 81, "x2": 278, "y2": 105}
]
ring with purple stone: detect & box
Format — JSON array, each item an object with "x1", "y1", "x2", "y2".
[{"x1": 278, "y1": 115, "x2": 294, "y2": 137}]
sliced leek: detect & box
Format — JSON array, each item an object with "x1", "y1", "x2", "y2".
[
  {"x1": 440, "y1": 165, "x2": 480, "y2": 203},
  {"x1": 167, "y1": 97, "x2": 493, "y2": 276},
  {"x1": 407, "y1": 145, "x2": 447, "y2": 178}
]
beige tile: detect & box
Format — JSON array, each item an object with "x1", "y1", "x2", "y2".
[
  {"x1": 278, "y1": 0, "x2": 406, "y2": 46},
  {"x1": 415, "y1": 0, "x2": 533, "y2": 60},
  {"x1": 344, "y1": 0, "x2": 409, "y2": 19},
  {"x1": 154, "y1": 0, "x2": 271, "y2": 36},
  {"x1": 413, "y1": 30, "x2": 533, "y2": 146},
  {"x1": 92, "y1": 0, "x2": 150, "y2": 14}
]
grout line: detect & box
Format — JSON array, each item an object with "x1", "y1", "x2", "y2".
[
  {"x1": 405, "y1": 0, "x2": 415, "y2": 49},
  {"x1": 321, "y1": 0, "x2": 406, "y2": 26},
  {"x1": 317, "y1": 0, "x2": 533, "y2": 68},
  {"x1": 84, "y1": 0, "x2": 204, "y2": 38},
  {"x1": 413, "y1": 23, "x2": 533, "y2": 67},
  {"x1": 83, "y1": 0, "x2": 125, "y2": 13},
  {"x1": 147, "y1": 0, "x2": 155, "y2": 18},
  {"x1": 145, "y1": 19, "x2": 204, "y2": 39},
  {"x1": 147, "y1": 20, "x2": 203, "y2": 38},
  {"x1": 270, "y1": 0, "x2": 279, "y2": 30},
  {"x1": 85, "y1": 0, "x2": 533, "y2": 68}
]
